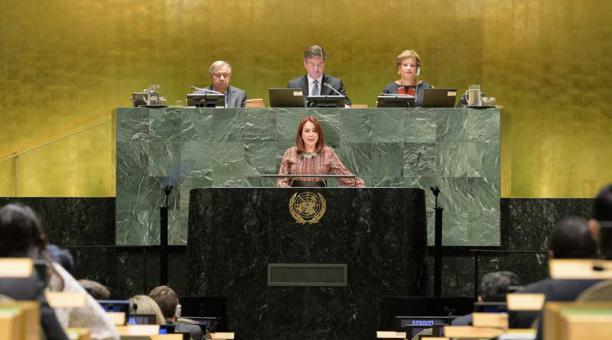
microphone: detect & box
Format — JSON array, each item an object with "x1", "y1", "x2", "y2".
[
  {"x1": 191, "y1": 86, "x2": 224, "y2": 95},
  {"x1": 322, "y1": 82, "x2": 344, "y2": 97}
]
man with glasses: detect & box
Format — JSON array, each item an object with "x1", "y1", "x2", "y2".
[{"x1": 195, "y1": 60, "x2": 247, "y2": 108}]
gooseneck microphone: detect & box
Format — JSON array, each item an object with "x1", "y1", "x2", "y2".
[{"x1": 322, "y1": 82, "x2": 344, "y2": 96}]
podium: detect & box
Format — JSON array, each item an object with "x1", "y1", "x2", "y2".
[{"x1": 187, "y1": 187, "x2": 427, "y2": 339}]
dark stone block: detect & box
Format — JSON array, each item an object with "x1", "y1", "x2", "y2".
[{"x1": 187, "y1": 188, "x2": 427, "y2": 340}]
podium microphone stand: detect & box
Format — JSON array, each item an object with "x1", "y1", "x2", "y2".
[
  {"x1": 431, "y1": 186, "x2": 443, "y2": 297},
  {"x1": 160, "y1": 184, "x2": 172, "y2": 285}
]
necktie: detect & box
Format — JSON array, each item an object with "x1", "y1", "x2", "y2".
[{"x1": 312, "y1": 80, "x2": 319, "y2": 96}]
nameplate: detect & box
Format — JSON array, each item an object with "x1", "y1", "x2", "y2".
[
  {"x1": 209, "y1": 332, "x2": 235, "y2": 339},
  {"x1": 0, "y1": 258, "x2": 33, "y2": 278},
  {"x1": 443, "y1": 326, "x2": 504, "y2": 339},
  {"x1": 376, "y1": 331, "x2": 406, "y2": 338},
  {"x1": 507, "y1": 293, "x2": 545, "y2": 311},
  {"x1": 66, "y1": 328, "x2": 91, "y2": 340},
  {"x1": 116, "y1": 324, "x2": 160, "y2": 336},
  {"x1": 472, "y1": 312, "x2": 509, "y2": 329},
  {"x1": 549, "y1": 259, "x2": 612, "y2": 279},
  {"x1": 106, "y1": 311, "x2": 126, "y2": 325},
  {"x1": 45, "y1": 292, "x2": 87, "y2": 308},
  {"x1": 151, "y1": 334, "x2": 183, "y2": 340},
  {"x1": 268, "y1": 263, "x2": 347, "y2": 286}
]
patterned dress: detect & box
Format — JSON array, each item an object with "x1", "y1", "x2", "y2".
[{"x1": 277, "y1": 146, "x2": 365, "y2": 188}]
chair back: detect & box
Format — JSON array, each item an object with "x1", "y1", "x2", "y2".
[{"x1": 577, "y1": 280, "x2": 612, "y2": 301}]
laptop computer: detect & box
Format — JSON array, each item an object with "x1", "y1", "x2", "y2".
[
  {"x1": 422, "y1": 88, "x2": 457, "y2": 108},
  {"x1": 269, "y1": 88, "x2": 305, "y2": 107}
]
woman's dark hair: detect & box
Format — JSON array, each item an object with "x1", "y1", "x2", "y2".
[
  {"x1": 295, "y1": 116, "x2": 325, "y2": 153},
  {"x1": 0, "y1": 203, "x2": 47, "y2": 257}
]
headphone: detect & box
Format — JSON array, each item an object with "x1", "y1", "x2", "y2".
[
  {"x1": 175, "y1": 304, "x2": 182, "y2": 319},
  {"x1": 415, "y1": 65, "x2": 421, "y2": 77}
]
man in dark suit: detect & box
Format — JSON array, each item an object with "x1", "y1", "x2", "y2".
[
  {"x1": 194, "y1": 60, "x2": 247, "y2": 108},
  {"x1": 510, "y1": 216, "x2": 601, "y2": 329},
  {"x1": 287, "y1": 45, "x2": 351, "y2": 106}
]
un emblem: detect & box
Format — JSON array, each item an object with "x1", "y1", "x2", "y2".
[{"x1": 289, "y1": 192, "x2": 327, "y2": 224}]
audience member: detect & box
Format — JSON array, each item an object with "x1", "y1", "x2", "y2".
[
  {"x1": 46, "y1": 244, "x2": 74, "y2": 273},
  {"x1": 149, "y1": 285, "x2": 203, "y2": 340},
  {"x1": 79, "y1": 279, "x2": 111, "y2": 300},
  {"x1": 452, "y1": 271, "x2": 519, "y2": 326},
  {"x1": 0, "y1": 203, "x2": 69, "y2": 340},
  {"x1": 0, "y1": 203, "x2": 119, "y2": 340},
  {"x1": 589, "y1": 184, "x2": 612, "y2": 258},
  {"x1": 511, "y1": 217, "x2": 600, "y2": 328},
  {"x1": 129, "y1": 294, "x2": 166, "y2": 325}
]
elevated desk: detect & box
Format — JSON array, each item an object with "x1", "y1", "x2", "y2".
[
  {"x1": 115, "y1": 107, "x2": 500, "y2": 247},
  {"x1": 187, "y1": 187, "x2": 426, "y2": 340}
]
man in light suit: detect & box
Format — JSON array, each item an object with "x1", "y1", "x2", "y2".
[
  {"x1": 287, "y1": 45, "x2": 351, "y2": 106},
  {"x1": 194, "y1": 60, "x2": 247, "y2": 108}
]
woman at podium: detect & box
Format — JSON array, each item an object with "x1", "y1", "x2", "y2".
[
  {"x1": 381, "y1": 50, "x2": 433, "y2": 106},
  {"x1": 277, "y1": 116, "x2": 365, "y2": 188}
]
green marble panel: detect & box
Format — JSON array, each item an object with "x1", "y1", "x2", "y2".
[
  {"x1": 404, "y1": 143, "x2": 437, "y2": 178},
  {"x1": 371, "y1": 110, "x2": 405, "y2": 143},
  {"x1": 404, "y1": 115, "x2": 438, "y2": 143},
  {"x1": 212, "y1": 109, "x2": 247, "y2": 142},
  {"x1": 210, "y1": 142, "x2": 258, "y2": 187},
  {"x1": 116, "y1": 107, "x2": 500, "y2": 246},
  {"x1": 115, "y1": 108, "x2": 151, "y2": 143},
  {"x1": 337, "y1": 110, "x2": 371, "y2": 143},
  {"x1": 180, "y1": 108, "x2": 213, "y2": 142},
  {"x1": 146, "y1": 141, "x2": 182, "y2": 177}
]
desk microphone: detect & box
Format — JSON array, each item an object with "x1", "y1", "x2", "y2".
[
  {"x1": 322, "y1": 82, "x2": 344, "y2": 97},
  {"x1": 191, "y1": 86, "x2": 224, "y2": 95}
]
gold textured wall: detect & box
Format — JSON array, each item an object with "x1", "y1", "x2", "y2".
[{"x1": 1, "y1": 0, "x2": 611, "y2": 198}]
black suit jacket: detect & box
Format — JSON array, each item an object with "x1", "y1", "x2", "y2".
[
  {"x1": 510, "y1": 278, "x2": 602, "y2": 329},
  {"x1": 287, "y1": 74, "x2": 351, "y2": 105}
]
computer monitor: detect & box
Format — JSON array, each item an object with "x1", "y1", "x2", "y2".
[
  {"x1": 306, "y1": 95, "x2": 345, "y2": 108},
  {"x1": 180, "y1": 296, "x2": 227, "y2": 331},
  {"x1": 269, "y1": 88, "x2": 305, "y2": 107},
  {"x1": 376, "y1": 95, "x2": 415, "y2": 107},
  {"x1": 395, "y1": 316, "x2": 452, "y2": 338},
  {"x1": 127, "y1": 314, "x2": 157, "y2": 325},
  {"x1": 98, "y1": 300, "x2": 130, "y2": 313},
  {"x1": 186, "y1": 93, "x2": 225, "y2": 107},
  {"x1": 379, "y1": 296, "x2": 475, "y2": 330},
  {"x1": 422, "y1": 88, "x2": 457, "y2": 108}
]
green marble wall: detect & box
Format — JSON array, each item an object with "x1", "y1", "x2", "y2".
[{"x1": 115, "y1": 107, "x2": 500, "y2": 246}]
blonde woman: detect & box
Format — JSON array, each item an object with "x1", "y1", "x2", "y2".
[{"x1": 129, "y1": 295, "x2": 166, "y2": 325}]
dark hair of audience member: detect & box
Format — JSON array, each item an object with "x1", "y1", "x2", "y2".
[
  {"x1": 480, "y1": 271, "x2": 520, "y2": 302},
  {"x1": 46, "y1": 244, "x2": 74, "y2": 273},
  {"x1": 149, "y1": 285, "x2": 180, "y2": 320},
  {"x1": 0, "y1": 203, "x2": 47, "y2": 257},
  {"x1": 549, "y1": 216, "x2": 597, "y2": 258},
  {"x1": 594, "y1": 184, "x2": 612, "y2": 221}
]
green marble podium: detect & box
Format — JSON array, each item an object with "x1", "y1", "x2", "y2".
[{"x1": 115, "y1": 107, "x2": 500, "y2": 246}]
